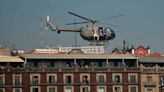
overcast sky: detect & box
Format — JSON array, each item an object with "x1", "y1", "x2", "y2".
[{"x1": 0, "y1": 0, "x2": 164, "y2": 53}]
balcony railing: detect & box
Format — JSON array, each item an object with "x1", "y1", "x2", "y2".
[
  {"x1": 112, "y1": 80, "x2": 123, "y2": 84},
  {"x1": 143, "y1": 81, "x2": 156, "y2": 87},
  {"x1": 128, "y1": 80, "x2": 138, "y2": 84},
  {"x1": 96, "y1": 80, "x2": 106, "y2": 84},
  {"x1": 80, "y1": 81, "x2": 90, "y2": 84},
  {"x1": 14, "y1": 82, "x2": 22, "y2": 87},
  {"x1": 31, "y1": 80, "x2": 39, "y2": 85},
  {"x1": 47, "y1": 81, "x2": 56, "y2": 85},
  {"x1": 0, "y1": 66, "x2": 141, "y2": 73}
]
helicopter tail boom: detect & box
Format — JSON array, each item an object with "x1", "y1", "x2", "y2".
[{"x1": 46, "y1": 16, "x2": 60, "y2": 32}]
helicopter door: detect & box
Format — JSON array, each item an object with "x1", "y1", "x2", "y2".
[{"x1": 93, "y1": 26, "x2": 99, "y2": 41}]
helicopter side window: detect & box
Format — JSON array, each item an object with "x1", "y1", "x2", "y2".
[
  {"x1": 105, "y1": 27, "x2": 111, "y2": 32},
  {"x1": 98, "y1": 27, "x2": 104, "y2": 40},
  {"x1": 99, "y1": 27, "x2": 103, "y2": 35}
]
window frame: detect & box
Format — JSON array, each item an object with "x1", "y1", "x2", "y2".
[
  {"x1": 47, "y1": 74, "x2": 57, "y2": 84},
  {"x1": 13, "y1": 74, "x2": 22, "y2": 86},
  {"x1": 64, "y1": 86, "x2": 74, "y2": 92},
  {"x1": 128, "y1": 73, "x2": 138, "y2": 83},
  {"x1": 0, "y1": 74, "x2": 5, "y2": 85},
  {"x1": 80, "y1": 73, "x2": 90, "y2": 84},
  {"x1": 30, "y1": 86, "x2": 41, "y2": 92},
  {"x1": 47, "y1": 86, "x2": 57, "y2": 92},
  {"x1": 128, "y1": 85, "x2": 138, "y2": 92},
  {"x1": 13, "y1": 88, "x2": 22, "y2": 92},
  {"x1": 113, "y1": 85, "x2": 122, "y2": 92},
  {"x1": 112, "y1": 73, "x2": 122, "y2": 83},
  {"x1": 30, "y1": 74, "x2": 40, "y2": 85},
  {"x1": 96, "y1": 73, "x2": 106, "y2": 83},
  {"x1": 64, "y1": 74, "x2": 74, "y2": 84},
  {"x1": 80, "y1": 86, "x2": 90, "y2": 92},
  {"x1": 97, "y1": 86, "x2": 106, "y2": 92}
]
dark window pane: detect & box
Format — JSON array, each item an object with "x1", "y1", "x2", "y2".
[{"x1": 130, "y1": 87, "x2": 136, "y2": 92}]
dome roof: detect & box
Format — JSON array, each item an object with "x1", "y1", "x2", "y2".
[{"x1": 67, "y1": 49, "x2": 84, "y2": 54}]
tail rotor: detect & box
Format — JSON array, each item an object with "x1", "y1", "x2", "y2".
[{"x1": 45, "y1": 16, "x2": 50, "y2": 31}]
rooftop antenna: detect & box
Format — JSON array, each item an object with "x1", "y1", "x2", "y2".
[
  {"x1": 74, "y1": 18, "x2": 77, "y2": 47},
  {"x1": 123, "y1": 40, "x2": 126, "y2": 51},
  {"x1": 40, "y1": 17, "x2": 44, "y2": 48}
]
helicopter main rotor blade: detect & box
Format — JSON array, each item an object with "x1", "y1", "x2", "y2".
[
  {"x1": 68, "y1": 12, "x2": 94, "y2": 22},
  {"x1": 66, "y1": 21, "x2": 90, "y2": 25},
  {"x1": 100, "y1": 14, "x2": 124, "y2": 21},
  {"x1": 99, "y1": 22, "x2": 119, "y2": 28}
]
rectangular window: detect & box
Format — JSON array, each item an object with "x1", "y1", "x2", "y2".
[
  {"x1": 48, "y1": 76, "x2": 55, "y2": 84},
  {"x1": 47, "y1": 86, "x2": 57, "y2": 92},
  {"x1": 98, "y1": 87, "x2": 105, "y2": 92},
  {"x1": 82, "y1": 87, "x2": 89, "y2": 92},
  {"x1": 81, "y1": 74, "x2": 90, "y2": 84},
  {"x1": 130, "y1": 87, "x2": 136, "y2": 92},
  {"x1": 14, "y1": 88, "x2": 21, "y2": 92},
  {"x1": 65, "y1": 76, "x2": 72, "y2": 84},
  {"x1": 114, "y1": 87, "x2": 121, "y2": 92},
  {"x1": 147, "y1": 89, "x2": 153, "y2": 92},
  {"x1": 49, "y1": 87, "x2": 55, "y2": 92},
  {"x1": 130, "y1": 75, "x2": 136, "y2": 83},
  {"x1": 32, "y1": 88, "x2": 38, "y2": 92},
  {"x1": 64, "y1": 74, "x2": 73, "y2": 84},
  {"x1": 31, "y1": 75, "x2": 39, "y2": 85},
  {"x1": 0, "y1": 74, "x2": 4, "y2": 85},
  {"x1": 160, "y1": 76, "x2": 164, "y2": 86},
  {"x1": 66, "y1": 86, "x2": 72, "y2": 92},
  {"x1": 147, "y1": 76, "x2": 152, "y2": 83},
  {"x1": 114, "y1": 75, "x2": 120, "y2": 83},
  {"x1": 98, "y1": 75, "x2": 105, "y2": 83},
  {"x1": 82, "y1": 75, "x2": 89, "y2": 84},
  {"x1": 14, "y1": 74, "x2": 21, "y2": 85},
  {"x1": 0, "y1": 88, "x2": 4, "y2": 92}
]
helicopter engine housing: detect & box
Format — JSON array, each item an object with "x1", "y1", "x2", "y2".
[{"x1": 80, "y1": 26, "x2": 93, "y2": 40}]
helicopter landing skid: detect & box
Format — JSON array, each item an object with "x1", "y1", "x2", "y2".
[{"x1": 89, "y1": 41, "x2": 109, "y2": 46}]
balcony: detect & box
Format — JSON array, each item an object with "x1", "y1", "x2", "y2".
[
  {"x1": 30, "y1": 80, "x2": 39, "y2": 85},
  {"x1": 13, "y1": 82, "x2": 22, "y2": 87},
  {"x1": 80, "y1": 80, "x2": 90, "y2": 85},
  {"x1": 143, "y1": 81, "x2": 156, "y2": 87},
  {"x1": 96, "y1": 80, "x2": 106, "y2": 84},
  {"x1": 112, "y1": 80, "x2": 123, "y2": 84},
  {"x1": 0, "y1": 65, "x2": 141, "y2": 73},
  {"x1": 47, "y1": 81, "x2": 56, "y2": 85},
  {"x1": 128, "y1": 80, "x2": 138, "y2": 84}
]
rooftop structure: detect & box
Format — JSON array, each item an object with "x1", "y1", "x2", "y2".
[{"x1": 34, "y1": 45, "x2": 105, "y2": 54}]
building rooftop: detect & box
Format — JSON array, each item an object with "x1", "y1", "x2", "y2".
[
  {"x1": 21, "y1": 53, "x2": 137, "y2": 59},
  {"x1": 0, "y1": 56, "x2": 24, "y2": 62},
  {"x1": 139, "y1": 56, "x2": 164, "y2": 63}
]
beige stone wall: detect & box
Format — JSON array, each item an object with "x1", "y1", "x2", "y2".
[
  {"x1": 0, "y1": 48, "x2": 11, "y2": 56},
  {"x1": 141, "y1": 73, "x2": 160, "y2": 92}
]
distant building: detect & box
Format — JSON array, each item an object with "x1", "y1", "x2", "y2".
[
  {"x1": 112, "y1": 46, "x2": 151, "y2": 57},
  {"x1": 132, "y1": 46, "x2": 150, "y2": 57},
  {"x1": 140, "y1": 56, "x2": 164, "y2": 92}
]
